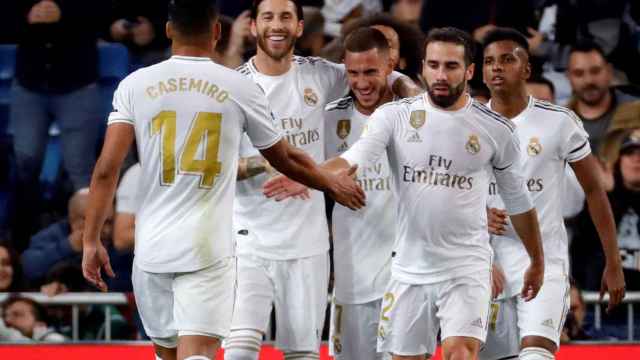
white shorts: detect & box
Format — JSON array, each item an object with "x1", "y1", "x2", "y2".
[
  {"x1": 329, "y1": 298, "x2": 390, "y2": 360},
  {"x1": 132, "y1": 257, "x2": 236, "y2": 348},
  {"x1": 230, "y1": 253, "x2": 329, "y2": 352},
  {"x1": 480, "y1": 275, "x2": 570, "y2": 359},
  {"x1": 377, "y1": 272, "x2": 492, "y2": 357}
]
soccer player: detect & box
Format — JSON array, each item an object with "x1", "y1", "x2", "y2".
[
  {"x1": 323, "y1": 28, "x2": 397, "y2": 360},
  {"x1": 480, "y1": 28, "x2": 626, "y2": 360},
  {"x1": 225, "y1": 1, "x2": 419, "y2": 359},
  {"x1": 310, "y1": 27, "x2": 545, "y2": 360},
  {"x1": 80, "y1": 1, "x2": 365, "y2": 360}
]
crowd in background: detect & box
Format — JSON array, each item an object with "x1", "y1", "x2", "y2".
[{"x1": 0, "y1": 0, "x2": 639, "y2": 342}]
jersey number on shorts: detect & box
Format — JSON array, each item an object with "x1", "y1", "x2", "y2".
[{"x1": 151, "y1": 111, "x2": 222, "y2": 189}]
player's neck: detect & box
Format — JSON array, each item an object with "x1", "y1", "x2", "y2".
[
  {"x1": 254, "y1": 49, "x2": 293, "y2": 76},
  {"x1": 427, "y1": 92, "x2": 469, "y2": 112},
  {"x1": 171, "y1": 42, "x2": 214, "y2": 59},
  {"x1": 490, "y1": 87, "x2": 529, "y2": 119},
  {"x1": 576, "y1": 90, "x2": 612, "y2": 120},
  {"x1": 355, "y1": 86, "x2": 393, "y2": 115}
]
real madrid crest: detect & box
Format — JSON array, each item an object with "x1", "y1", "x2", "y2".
[
  {"x1": 337, "y1": 119, "x2": 351, "y2": 139},
  {"x1": 527, "y1": 137, "x2": 542, "y2": 156},
  {"x1": 303, "y1": 88, "x2": 318, "y2": 106},
  {"x1": 466, "y1": 134, "x2": 481, "y2": 155},
  {"x1": 409, "y1": 110, "x2": 426, "y2": 130}
]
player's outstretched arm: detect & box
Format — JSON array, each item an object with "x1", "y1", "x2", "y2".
[
  {"x1": 390, "y1": 73, "x2": 423, "y2": 98},
  {"x1": 260, "y1": 139, "x2": 365, "y2": 210},
  {"x1": 82, "y1": 124, "x2": 134, "y2": 291},
  {"x1": 510, "y1": 209, "x2": 545, "y2": 301},
  {"x1": 571, "y1": 155, "x2": 625, "y2": 311}
]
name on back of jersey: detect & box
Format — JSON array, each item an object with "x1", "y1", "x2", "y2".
[{"x1": 145, "y1": 77, "x2": 229, "y2": 103}]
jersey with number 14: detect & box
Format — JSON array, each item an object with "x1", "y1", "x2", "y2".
[{"x1": 107, "y1": 55, "x2": 281, "y2": 274}]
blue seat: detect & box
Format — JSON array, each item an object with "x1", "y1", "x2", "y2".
[
  {"x1": 0, "y1": 44, "x2": 16, "y2": 135},
  {"x1": 98, "y1": 42, "x2": 130, "y2": 86}
]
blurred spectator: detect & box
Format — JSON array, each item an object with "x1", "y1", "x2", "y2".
[
  {"x1": 391, "y1": 0, "x2": 423, "y2": 28},
  {"x1": 0, "y1": 295, "x2": 65, "y2": 342},
  {"x1": 322, "y1": 0, "x2": 380, "y2": 38},
  {"x1": 526, "y1": 75, "x2": 556, "y2": 103},
  {"x1": 0, "y1": 240, "x2": 24, "y2": 292},
  {"x1": 21, "y1": 189, "x2": 133, "y2": 291},
  {"x1": 108, "y1": 0, "x2": 170, "y2": 68},
  {"x1": 10, "y1": 0, "x2": 109, "y2": 250},
  {"x1": 113, "y1": 163, "x2": 140, "y2": 252},
  {"x1": 566, "y1": 41, "x2": 638, "y2": 155},
  {"x1": 297, "y1": 7, "x2": 326, "y2": 57},
  {"x1": 599, "y1": 101, "x2": 640, "y2": 166},
  {"x1": 561, "y1": 280, "x2": 616, "y2": 342},
  {"x1": 420, "y1": 0, "x2": 537, "y2": 43}
]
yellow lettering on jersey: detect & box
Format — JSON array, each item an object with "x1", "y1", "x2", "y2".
[
  {"x1": 180, "y1": 112, "x2": 222, "y2": 188},
  {"x1": 151, "y1": 111, "x2": 177, "y2": 185},
  {"x1": 146, "y1": 86, "x2": 158, "y2": 99},
  {"x1": 167, "y1": 78, "x2": 178, "y2": 92},
  {"x1": 189, "y1": 78, "x2": 203, "y2": 93},
  {"x1": 206, "y1": 83, "x2": 219, "y2": 98},
  {"x1": 157, "y1": 81, "x2": 169, "y2": 96},
  {"x1": 179, "y1": 77, "x2": 188, "y2": 91}
]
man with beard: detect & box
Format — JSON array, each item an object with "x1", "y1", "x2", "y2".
[
  {"x1": 566, "y1": 41, "x2": 638, "y2": 155},
  {"x1": 479, "y1": 27, "x2": 625, "y2": 360},
  {"x1": 323, "y1": 28, "x2": 397, "y2": 360},
  {"x1": 305, "y1": 27, "x2": 545, "y2": 360},
  {"x1": 226, "y1": 1, "x2": 418, "y2": 359}
]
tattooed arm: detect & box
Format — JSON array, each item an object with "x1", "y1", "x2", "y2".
[{"x1": 237, "y1": 155, "x2": 273, "y2": 181}]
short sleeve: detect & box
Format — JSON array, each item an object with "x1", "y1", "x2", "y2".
[
  {"x1": 560, "y1": 111, "x2": 591, "y2": 163},
  {"x1": 341, "y1": 106, "x2": 393, "y2": 167},
  {"x1": 492, "y1": 129, "x2": 533, "y2": 215},
  {"x1": 116, "y1": 163, "x2": 141, "y2": 214},
  {"x1": 322, "y1": 61, "x2": 349, "y2": 103},
  {"x1": 108, "y1": 78, "x2": 135, "y2": 126},
  {"x1": 238, "y1": 81, "x2": 282, "y2": 150}
]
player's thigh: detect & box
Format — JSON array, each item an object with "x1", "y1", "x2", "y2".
[
  {"x1": 436, "y1": 271, "x2": 491, "y2": 346},
  {"x1": 517, "y1": 275, "x2": 570, "y2": 352},
  {"x1": 131, "y1": 263, "x2": 178, "y2": 347},
  {"x1": 173, "y1": 257, "x2": 236, "y2": 339},
  {"x1": 230, "y1": 254, "x2": 275, "y2": 333},
  {"x1": 330, "y1": 299, "x2": 383, "y2": 360},
  {"x1": 478, "y1": 297, "x2": 519, "y2": 360},
  {"x1": 377, "y1": 279, "x2": 438, "y2": 358},
  {"x1": 273, "y1": 252, "x2": 329, "y2": 352}
]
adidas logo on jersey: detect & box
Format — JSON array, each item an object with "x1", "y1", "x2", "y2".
[
  {"x1": 541, "y1": 318, "x2": 554, "y2": 328},
  {"x1": 406, "y1": 131, "x2": 422, "y2": 143},
  {"x1": 471, "y1": 317, "x2": 483, "y2": 328}
]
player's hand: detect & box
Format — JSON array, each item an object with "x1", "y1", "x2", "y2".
[
  {"x1": 262, "y1": 174, "x2": 311, "y2": 201},
  {"x1": 601, "y1": 261, "x2": 625, "y2": 313},
  {"x1": 521, "y1": 261, "x2": 544, "y2": 302},
  {"x1": 327, "y1": 165, "x2": 366, "y2": 210},
  {"x1": 491, "y1": 264, "x2": 506, "y2": 300},
  {"x1": 82, "y1": 243, "x2": 115, "y2": 292},
  {"x1": 487, "y1": 207, "x2": 508, "y2": 235}
]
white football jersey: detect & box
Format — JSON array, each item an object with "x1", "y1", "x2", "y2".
[
  {"x1": 233, "y1": 56, "x2": 349, "y2": 259},
  {"x1": 324, "y1": 96, "x2": 396, "y2": 304},
  {"x1": 341, "y1": 94, "x2": 533, "y2": 284},
  {"x1": 487, "y1": 97, "x2": 590, "y2": 297},
  {"x1": 116, "y1": 163, "x2": 141, "y2": 215},
  {"x1": 108, "y1": 55, "x2": 281, "y2": 273}
]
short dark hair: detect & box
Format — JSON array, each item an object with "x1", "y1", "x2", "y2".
[
  {"x1": 424, "y1": 27, "x2": 475, "y2": 66},
  {"x1": 344, "y1": 27, "x2": 390, "y2": 55},
  {"x1": 569, "y1": 40, "x2": 607, "y2": 60},
  {"x1": 2, "y1": 296, "x2": 47, "y2": 323},
  {"x1": 527, "y1": 75, "x2": 556, "y2": 97},
  {"x1": 251, "y1": 0, "x2": 304, "y2": 22},
  {"x1": 168, "y1": 0, "x2": 219, "y2": 37},
  {"x1": 482, "y1": 27, "x2": 530, "y2": 55}
]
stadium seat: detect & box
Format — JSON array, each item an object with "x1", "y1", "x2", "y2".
[
  {"x1": 0, "y1": 44, "x2": 16, "y2": 135},
  {"x1": 97, "y1": 42, "x2": 130, "y2": 117}
]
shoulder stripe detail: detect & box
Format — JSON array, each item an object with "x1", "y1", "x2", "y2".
[
  {"x1": 493, "y1": 163, "x2": 513, "y2": 171},
  {"x1": 236, "y1": 63, "x2": 251, "y2": 77},
  {"x1": 472, "y1": 103, "x2": 516, "y2": 132},
  {"x1": 325, "y1": 96, "x2": 353, "y2": 111},
  {"x1": 569, "y1": 140, "x2": 589, "y2": 154},
  {"x1": 533, "y1": 99, "x2": 571, "y2": 112}
]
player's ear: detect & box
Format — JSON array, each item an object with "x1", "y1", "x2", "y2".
[
  {"x1": 212, "y1": 20, "x2": 221, "y2": 42},
  {"x1": 166, "y1": 21, "x2": 173, "y2": 40},
  {"x1": 250, "y1": 19, "x2": 258, "y2": 38},
  {"x1": 524, "y1": 61, "x2": 532, "y2": 81},
  {"x1": 295, "y1": 20, "x2": 304, "y2": 39},
  {"x1": 466, "y1": 63, "x2": 475, "y2": 81}
]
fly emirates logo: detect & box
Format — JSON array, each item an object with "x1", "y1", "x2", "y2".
[
  {"x1": 402, "y1": 154, "x2": 474, "y2": 190},
  {"x1": 358, "y1": 162, "x2": 392, "y2": 192},
  {"x1": 280, "y1": 117, "x2": 320, "y2": 147}
]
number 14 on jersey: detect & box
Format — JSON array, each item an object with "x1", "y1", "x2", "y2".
[{"x1": 151, "y1": 111, "x2": 222, "y2": 189}]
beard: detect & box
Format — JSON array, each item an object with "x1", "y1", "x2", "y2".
[
  {"x1": 576, "y1": 83, "x2": 608, "y2": 106},
  {"x1": 426, "y1": 79, "x2": 467, "y2": 108},
  {"x1": 256, "y1": 31, "x2": 296, "y2": 61}
]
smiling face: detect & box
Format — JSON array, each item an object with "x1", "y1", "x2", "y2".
[
  {"x1": 422, "y1": 41, "x2": 473, "y2": 108},
  {"x1": 252, "y1": 0, "x2": 303, "y2": 61},
  {"x1": 344, "y1": 47, "x2": 392, "y2": 113},
  {"x1": 482, "y1": 40, "x2": 530, "y2": 97},
  {"x1": 0, "y1": 246, "x2": 13, "y2": 291}
]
